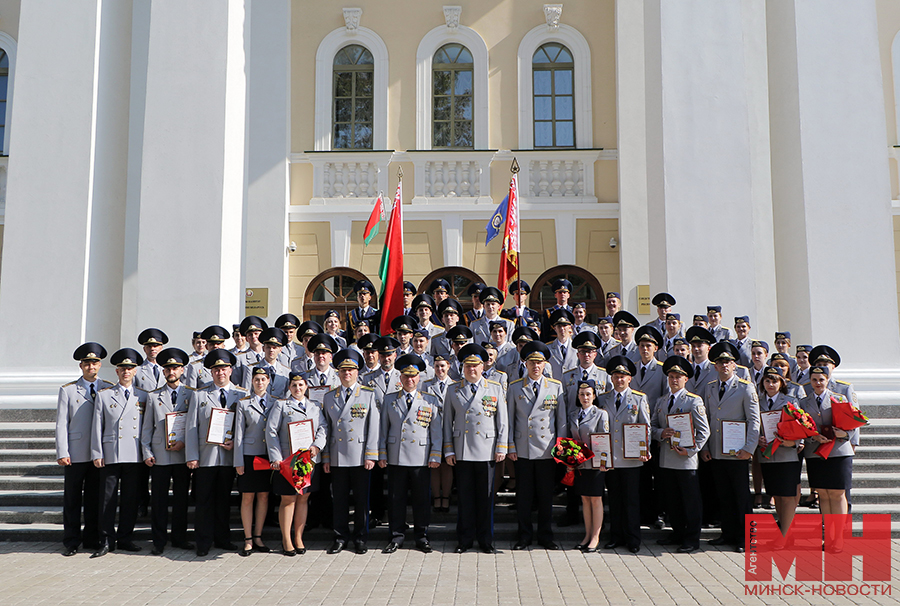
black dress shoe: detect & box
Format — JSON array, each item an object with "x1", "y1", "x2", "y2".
[
  {"x1": 62, "y1": 547, "x2": 78, "y2": 557},
  {"x1": 151, "y1": 547, "x2": 165, "y2": 556},
  {"x1": 382, "y1": 542, "x2": 400, "y2": 554},
  {"x1": 453, "y1": 544, "x2": 469, "y2": 554},
  {"x1": 252, "y1": 540, "x2": 270, "y2": 553},
  {"x1": 539, "y1": 541, "x2": 560, "y2": 551},
  {"x1": 327, "y1": 540, "x2": 346, "y2": 555},
  {"x1": 604, "y1": 541, "x2": 622, "y2": 550},
  {"x1": 628, "y1": 545, "x2": 640, "y2": 554},
  {"x1": 117, "y1": 541, "x2": 142, "y2": 552},
  {"x1": 296, "y1": 547, "x2": 307, "y2": 555},
  {"x1": 172, "y1": 541, "x2": 195, "y2": 550},
  {"x1": 676, "y1": 545, "x2": 699, "y2": 554},
  {"x1": 708, "y1": 536, "x2": 728, "y2": 546},
  {"x1": 282, "y1": 548, "x2": 296, "y2": 557},
  {"x1": 573, "y1": 544, "x2": 586, "y2": 551},
  {"x1": 481, "y1": 544, "x2": 497, "y2": 554},
  {"x1": 90, "y1": 544, "x2": 109, "y2": 558},
  {"x1": 583, "y1": 546, "x2": 599, "y2": 553},
  {"x1": 355, "y1": 541, "x2": 368, "y2": 555},
  {"x1": 512, "y1": 540, "x2": 530, "y2": 550},
  {"x1": 653, "y1": 517, "x2": 665, "y2": 530},
  {"x1": 417, "y1": 541, "x2": 432, "y2": 554},
  {"x1": 196, "y1": 547, "x2": 209, "y2": 557},
  {"x1": 215, "y1": 542, "x2": 238, "y2": 551},
  {"x1": 239, "y1": 546, "x2": 252, "y2": 557},
  {"x1": 368, "y1": 518, "x2": 382, "y2": 529}
]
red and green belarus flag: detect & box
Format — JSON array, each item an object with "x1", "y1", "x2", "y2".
[
  {"x1": 363, "y1": 194, "x2": 385, "y2": 246},
  {"x1": 378, "y1": 180, "x2": 404, "y2": 333}
]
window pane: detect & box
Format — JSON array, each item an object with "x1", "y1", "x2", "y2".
[
  {"x1": 434, "y1": 47, "x2": 449, "y2": 64},
  {"x1": 355, "y1": 98, "x2": 373, "y2": 121},
  {"x1": 534, "y1": 121, "x2": 553, "y2": 147},
  {"x1": 455, "y1": 121, "x2": 473, "y2": 147},
  {"x1": 555, "y1": 121, "x2": 574, "y2": 147},
  {"x1": 532, "y1": 47, "x2": 551, "y2": 64},
  {"x1": 454, "y1": 70, "x2": 472, "y2": 96},
  {"x1": 334, "y1": 72, "x2": 352, "y2": 97},
  {"x1": 0, "y1": 76, "x2": 8, "y2": 100},
  {"x1": 355, "y1": 71, "x2": 373, "y2": 96},
  {"x1": 334, "y1": 123, "x2": 351, "y2": 148},
  {"x1": 334, "y1": 98, "x2": 352, "y2": 123},
  {"x1": 555, "y1": 70, "x2": 573, "y2": 95},
  {"x1": 434, "y1": 121, "x2": 451, "y2": 147},
  {"x1": 334, "y1": 47, "x2": 353, "y2": 65},
  {"x1": 434, "y1": 70, "x2": 451, "y2": 96},
  {"x1": 454, "y1": 95, "x2": 472, "y2": 120},
  {"x1": 0, "y1": 50, "x2": 8, "y2": 69},
  {"x1": 534, "y1": 70, "x2": 551, "y2": 95},
  {"x1": 457, "y1": 47, "x2": 473, "y2": 63},
  {"x1": 357, "y1": 48, "x2": 374, "y2": 65},
  {"x1": 354, "y1": 123, "x2": 373, "y2": 148},
  {"x1": 534, "y1": 96, "x2": 552, "y2": 120},
  {"x1": 555, "y1": 95, "x2": 573, "y2": 120},
  {"x1": 434, "y1": 96, "x2": 451, "y2": 121},
  {"x1": 556, "y1": 47, "x2": 573, "y2": 63}
]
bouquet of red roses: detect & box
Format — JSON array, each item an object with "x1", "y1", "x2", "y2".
[
  {"x1": 552, "y1": 437, "x2": 594, "y2": 486},
  {"x1": 256, "y1": 449, "x2": 314, "y2": 493},
  {"x1": 761, "y1": 401, "x2": 818, "y2": 459},
  {"x1": 830, "y1": 394, "x2": 868, "y2": 431}
]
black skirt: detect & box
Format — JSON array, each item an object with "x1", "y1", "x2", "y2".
[
  {"x1": 573, "y1": 468, "x2": 605, "y2": 497},
  {"x1": 760, "y1": 460, "x2": 801, "y2": 497},
  {"x1": 272, "y1": 463, "x2": 319, "y2": 496},
  {"x1": 806, "y1": 456, "x2": 852, "y2": 491},
  {"x1": 237, "y1": 454, "x2": 272, "y2": 493}
]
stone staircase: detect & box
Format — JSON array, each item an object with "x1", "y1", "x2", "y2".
[{"x1": 0, "y1": 402, "x2": 897, "y2": 545}]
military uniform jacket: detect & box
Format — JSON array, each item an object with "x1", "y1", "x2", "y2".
[
  {"x1": 540, "y1": 304, "x2": 573, "y2": 341},
  {"x1": 572, "y1": 322, "x2": 598, "y2": 336},
  {"x1": 321, "y1": 384, "x2": 380, "y2": 467},
  {"x1": 442, "y1": 378, "x2": 508, "y2": 462},
  {"x1": 379, "y1": 390, "x2": 442, "y2": 466},
  {"x1": 464, "y1": 308, "x2": 484, "y2": 326},
  {"x1": 241, "y1": 359, "x2": 291, "y2": 399},
  {"x1": 503, "y1": 359, "x2": 552, "y2": 383},
  {"x1": 605, "y1": 340, "x2": 640, "y2": 367},
  {"x1": 277, "y1": 341, "x2": 303, "y2": 367},
  {"x1": 562, "y1": 365, "x2": 611, "y2": 421},
  {"x1": 702, "y1": 375, "x2": 760, "y2": 459},
  {"x1": 422, "y1": 377, "x2": 455, "y2": 412},
  {"x1": 233, "y1": 349, "x2": 265, "y2": 387},
  {"x1": 500, "y1": 305, "x2": 540, "y2": 327},
  {"x1": 185, "y1": 383, "x2": 247, "y2": 467},
  {"x1": 495, "y1": 342, "x2": 518, "y2": 370},
  {"x1": 134, "y1": 360, "x2": 166, "y2": 392},
  {"x1": 548, "y1": 339, "x2": 579, "y2": 380},
  {"x1": 645, "y1": 318, "x2": 666, "y2": 335},
  {"x1": 363, "y1": 367, "x2": 403, "y2": 404},
  {"x1": 266, "y1": 396, "x2": 327, "y2": 464},
  {"x1": 632, "y1": 359, "x2": 667, "y2": 417},
  {"x1": 418, "y1": 322, "x2": 445, "y2": 343},
  {"x1": 91, "y1": 384, "x2": 148, "y2": 464},
  {"x1": 801, "y1": 378, "x2": 857, "y2": 407},
  {"x1": 290, "y1": 354, "x2": 316, "y2": 377},
  {"x1": 183, "y1": 359, "x2": 213, "y2": 390},
  {"x1": 569, "y1": 405, "x2": 610, "y2": 469},
  {"x1": 687, "y1": 360, "x2": 716, "y2": 396},
  {"x1": 730, "y1": 338, "x2": 753, "y2": 368},
  {"x1": 483, "y1": 367, "x2": 508, "y2": 393},
  {"x1": 471, "y1": 315, "x2": 515, "y2": 346},
  {"x1": 651, "y1": 389, "x2": 710, "y2": 470},
  {"x1": 234, "y1": 393, "x2": 274, "y2": 461},
  {"x1": 801, "y1": 389, "x2": 859, "y2": 459},
  {"x1": 657, "y1": 334, "x2": 684, "y2": 361},
  {"x1": 303, "y1": 366, "x2": 340, "y2": 389},
  {"x1": 507, "y1": 376, "x2": 567, "y2": 460},
  {"x1": 349, "y1": 305, "x2": 379, "y2": 335},
  {"x1": 595, "y1": 338, "x2": 620, "y2": 366},
  {"x1": 712, "y1": 325, "x2": 735, "y2": 342},
  {"x1": 56, "y1": 377, "x2": 113, "y2": 462},
  {"x1": 758, "y1": 392, "x2": 801, "y2": 464},
  {"x1": 141, "y1": 383, "x2": 193, "y2": 466},
  {"x1": 598, "y1": 388, "x2": 651, "y2": 469},
  {"x1": 431, "y1": 333, "x2": 453, "y2": 360}
]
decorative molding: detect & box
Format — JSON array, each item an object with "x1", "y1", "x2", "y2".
[
  {"x1": 299, "y1": 151, "x2": 393, "y2": 204},
  {"x1": 314, "y1": 27, "x2": 389, "y2": 151},
  {"x1": 443, "y1": 6, "x2": 461, "y2": 29},
  {"x1": 415, "y1": 25, "x2": 489, "y2": 150},
  {"x1": 543, "y1": 4, "x2": 563, "y2": 31},
  {"x1": 408, "y1": 150, "x2": 494, "y2": 204},
  {"x1": 517, "y1": 23, "x2": 592, "y2": 149},
  {"x1": 343, "y1": 8, "x2": 362, "y2": 31}
]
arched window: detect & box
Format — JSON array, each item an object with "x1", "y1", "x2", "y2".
[
  {"x1": 433, "y1": 43, "x2": 473, "y2": 149},
  {"x1": 333, "y1": 45, "x2": 374, "y2": 150},
  {"x1": 532, "y1": 43, "x2": 574, "y2": 148},
  {"x1": 303, "y1": 267, "x2": 374, "y2": 327},
  {"x1": 530, "y1": 265, "x2": 605, "y2": 323},
  {"x1": 418, "y1": 266, "x2": 485, "y2": 313}
]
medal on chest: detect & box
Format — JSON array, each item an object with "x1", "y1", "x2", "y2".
[
  {"x1": 415, "y1": 405, "x2": 433, "y2": 427},
  {"x1": 481, "y1": 395, "x2": 498, "y2": 417},
  {"x1": 542, "y1": 395, "x2": 558, "y2": 411},
  {"x1": 350, "y1": 401, "x2": 367, "y2": 419}
]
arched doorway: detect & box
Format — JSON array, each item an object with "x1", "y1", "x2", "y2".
[
  {"x1": 417, "y1": 266, "x2": 485, "y2": 313},
  {"x1": 303, "y1": 267, "x2": 374, "y2": 327},
  {"x1": 530, "y1": 265, "x2": 605, "y2": 323}
]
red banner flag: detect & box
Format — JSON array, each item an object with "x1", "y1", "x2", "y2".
[
  {"x1": 363, "y1": 194, "x2": 384, "y2": 246},
  {"x1": 378, "y1": 180, "x2": 404, "y2": 333},
  {"x1": 498, "y1": 173, "x2": 519, "y2": 290}
]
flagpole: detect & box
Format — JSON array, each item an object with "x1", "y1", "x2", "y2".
[{"x1": 511, "y1": 158, "x2": 521, "y2": 313}]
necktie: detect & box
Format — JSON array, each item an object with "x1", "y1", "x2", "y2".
[
  {"x1": 346, "y1": 388, "x2": 352, "y2": 401},
  {"x1": 582, "y1": 370, "x2": 588, "y2": 382},
  {"x1": 600, "y1": 342, "x2": 607, "y2": 355},
  {"x1": 260, "y1": 398, "x2": 266, "y2": 411},
  {"x1": 695, "y1": 365, "x2": 701, "y2": 379},
  {"x1": 256, "y1": 352, "x2": 262, "y2": 363},
  {"x1": 124, "y1": 389, "x2": 130, "y2": 401},
  {"x1": 718, "y1": 382, "x2": 726, "y2": 400},
  {"x1": 816, "y1": 395, "x2": 822, "y2": 407},
  {"x1": 90, "y1": 383, "x2": 96, "y2": 401},
  {"x1": 519, "y1": 364, "x2": 525, "y2": 378},
  {"x1": 578, "y1": 409, "x2": 586, "y2": 423},
  {"x1": 533, "y1": 381, "x2": 540, "y2": 394},
  {"x1": 561, "y1": 346, "x2": 567, "y2": 360},
  {"x1": 219, "y1": 389, "x2": 226, "y2": 407},
  {"x1": 755, "y1": 370, "x2": 761, "y2": 383},
  {"x1": 641, "y1": 366, "x2": 646, "y2": 380},
  {"x1": 768, "y1": 397, "x2": 774, "y2": 410},
  {"x1": 666, "y1": 340, "x2": 671, "y2": 351},
  {"x1": 668, "y1": 395, "x2": 675, "y2": 413},
  {"x1": 470, "y1": 383, "x2": 477, "y2": 396},
  {"x1": 171, "y1": 390, "x2": 177, "y2": 406},
  {"x1": 153, "y1": 365, "x2": 159, "y2": 381},
  {"x1": 320, "y1": 374, "x2": 326, "y2": 386},
  {"x1": 406, "y1": 393, "x2": 413, "y2": 408},
  {"x1": 615, "y1": 393, "x2": 622, "y2": 411},
  {"x1": 439, "y1": 382, "x2": 445, "y2": 394},
  {"x1": 307, "y1": 358, "x2": 313, "y2": 371}
]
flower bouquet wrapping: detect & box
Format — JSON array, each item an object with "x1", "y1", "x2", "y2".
[
  {"x1": 255, "y1": 449, "x2": 314, "y2": 493},
  {"x1": 760, "y1": 401, "x2": 818, "y2": 459},
  {"x1": 552, "y1": 437, "x2": 593, "y2": 486},
  {"x1": 830, "y1": 394, "x2": 868, "y2": 431}
]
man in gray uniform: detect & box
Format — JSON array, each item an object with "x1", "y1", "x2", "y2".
[
  {"x1": 303, "y1": 333, "x2": 340, "y2": 389},
  {"x1": 134, "y1": 328, "x2": 168, "y2": 392},
  {"x1": 379, "y1": 354, "x2": 442, "y2": 554},
  {"x1": 646, "y1": 292, "x2": 676, "y2": 335},
  {"x1": 241, "y1": 327, "x2": 292, "y2": 399},
  {"x1": 57, "y1": 342, "x2": 112, "y2": 556},
  {"x1": 507, "y1": 341, "x2": 566, "y2": 551},
  {"x1": 730, "y1": 316, "x2": 754, "y2": 368},
  {"x1": 90, "y1": 348, "x2": 148, "y2": 557},
  {"x1": 443, "y1": 343, "x2": 509, "y2": 554},
  {"x1": 607, "y1": 311, "x2": 641, "y2": 365},
  {"x1": 141, "y1": 347, "x2": 194, "y2": 555},
  {"x1": 700, "y1": 341, "x2": 760, "y2": 553},
  {"x1": 274, "y1": 313, "x2": 303, "y2": 366},
  {"x1": 471, "y1": 286, "x2": 515, "y2": 345},
  {"x1": 184, "y1": 325, "x2": 229, "y2": 389},
  {"x1": 547, "y1": 309, "x2": 578, "y2": 380},
  {"x1": 631, "y1": 326, "x2": 667, "y2": 530}
]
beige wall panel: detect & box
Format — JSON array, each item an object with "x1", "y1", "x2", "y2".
[
  {"x1": 290, "y1": 163, "x2": 313, "y2": 206},
  {"x1": 287, "y1": 222, "x2": 332, "y2": 316},
  {"x1": 895, "y1": 215, "x2": 900, "y2": 330},
  {"x1": 463, "y1": 218, "x2": 556, "y2": 298},
  {"x1": 347, "y1": 219, "x2": 443, "y2": 289},
  {"x1": 0, "y1": 1, "x2": 21, "y2": 41},
  {"x1": 878, "y1": 0, "x2": 900, "y2": 198},
  {"x1": 577, "y1": 218, "x2": 620, "y2": 294}
]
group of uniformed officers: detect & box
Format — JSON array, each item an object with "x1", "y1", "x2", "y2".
[{"x1": 55, "y1": 278, "x2": 859, "y2": 557}]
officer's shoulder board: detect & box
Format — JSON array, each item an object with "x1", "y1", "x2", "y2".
[
  {"x1": 686, "y1": 391, "x2": 700, "y2": 399},
  {"x1": 359, "y1": 385, "x2": 375, "y2": 392},
  {"x1": 61, "y1": 380, "x2": 77, "y2": 387},
  {"x1": 546, "y1": 378, "x2": 562, "y2": 385},
  {"x1": 737, "y1": 378, "x2": 751, "y2": 385},
  {"x1": 150, "y1": 385, "x2": 168, "y2": 393},
  {"x1": 240, "y1": 394, "x2": 253, "y2": 400},
  {"x1": 99, "y1": 385, "x2": 115, "y2": 392},
  {"x1": 737, "y1": 364, "x2": 749, "y2": 370},
  {"x1": 191, "y1": 359, "x2": 203, "y2": 365},
  {"x1": 800, "y1": 381, "x2": 810, "y2": 388},
  {"x1": 631, "y1": 389, "x2": 646, "y2": 397},
  {"x1": 707, "y1": 379, "x2": 717, "y2": 385},
  {"x1": 655, "y1": 360, "x2": 663, "y2": 366},
  {"x1": 485, "y1": 379, "x2": 502, "y2": 387},
  {"x1": 234, "y1": 386, "x2": 249, "y2": 392},
  {"x1": 510, "y1": 377, "x2": 525, "y2": 385},
  {"x1": 789, "y1": 381, "x2": 801, "y2": 387},
  {"x1": 835, "y1": 380, "x2": 851, "y2": 386}
]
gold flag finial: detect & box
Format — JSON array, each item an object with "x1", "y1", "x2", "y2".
[
  {"x1": 398, "y1": 166, "x2": 404, "y2": 179},
  {"x1": 511, "y1": 157, "x2": 519, "y2": 174}
]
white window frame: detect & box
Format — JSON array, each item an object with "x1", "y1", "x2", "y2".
[
  {"x1": 314, "y1": 26, "x2": 388, "y2": 151},
  {"x1": 416, "y1": 25, "x2": 488, "y2": 150},
  {"x1": 892, "y1": 29, "x2": 900, "y2": 144},
  {"x1": 0, "y1": 31, "x2": 17, "y2": 155},
  {"x1": 517, "y1": 24, "x2": 591, "y2": 150}
]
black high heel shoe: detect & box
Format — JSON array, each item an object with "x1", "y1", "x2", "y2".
[{"x1": 252, "y1": 536, "x2": 270, "y2": 553}]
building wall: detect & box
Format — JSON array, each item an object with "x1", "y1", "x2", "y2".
[
  {"x1": 348, "y1": 219, "x2": 444, "y2": 288},
  {"x1": 895, "y1": 215, "x2": 900, "y2": 328},
  {"x1": 576, "y1": 218, "x2": 619, "y2": 294},
  {"x1": 287, "y1": 221, "x2": 332, "y2": 315}
]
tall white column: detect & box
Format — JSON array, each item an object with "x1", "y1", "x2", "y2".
[
  {"x1": 124, "y1": 0, "x2": 248, "y2": 348},
  {"x1": 243, "y1": 0, "x2": 291, "y2": 323},
  {"x1": 643, "y1": 0, "x2": 778, "y2": 334},
  {"x1": 767, "y1": 0, "x2": 900, "y2": 373}
]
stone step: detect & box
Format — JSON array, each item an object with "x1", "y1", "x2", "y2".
[
  {"x1": 0, "y1": 449, "x2": 58, "y2": 462},
  {"x1": 0, "y1": 409, "x2": 56, "y2": 423},
  {"x1": 0, "y1": 437, "x2": 56, "y2": 450},
  {"x1": 858, "y1": 432, "x2": 900, "y2": 445},
  {"x1": 0, "y1": 422, "x2": 56, "y2": 439},
  {"x1": 0, "y1": 490, "x2": 64, "y2": 506},
  {"x1": 0, "y1": 475, "x2": 64, "y2": 491},
  {"x1": 0, "y1": 461, "x2": 64, "y2": 476},
  {"x1": 853, "y1": 446, "x2": 900, "y2": 459},
  {"x1": 860, "y1": 418, "x2": 900, "y2": 434}
]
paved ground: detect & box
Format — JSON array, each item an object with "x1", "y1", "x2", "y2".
[{"x1": 1, "y1": 540, "x2": 899, "y2": 606}]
